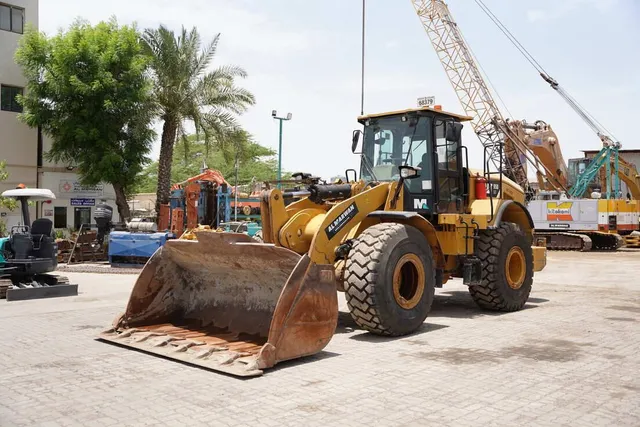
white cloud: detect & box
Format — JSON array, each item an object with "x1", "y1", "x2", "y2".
[{"x1": 40, "y1": 0, "x2": 316, "y2": 56}]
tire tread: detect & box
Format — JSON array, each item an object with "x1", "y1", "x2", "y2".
[
  {"x1": 469, "y1": 222, "x2": 532, "y2": 312},
  {"x1": 344, "y1": 223, "x2": 434, "y2": 336}
]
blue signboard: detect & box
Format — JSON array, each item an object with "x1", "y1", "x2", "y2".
[{"x1": 70, "y1": 198, "x2": 95, "y2": 207}]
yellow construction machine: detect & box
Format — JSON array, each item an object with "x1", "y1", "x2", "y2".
[{"x1": 99, "y1": 106, "x2": 547, "y2": 377}]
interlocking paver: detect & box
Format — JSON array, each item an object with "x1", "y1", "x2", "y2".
[{"x1": 0, "y1": 251, "x2": 639, "y2": 426}]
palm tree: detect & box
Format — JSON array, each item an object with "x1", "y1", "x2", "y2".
[{"x1": 142, "y1": 25, "x2": 255, "y2": 215}]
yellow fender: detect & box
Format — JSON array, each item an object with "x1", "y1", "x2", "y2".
[
  {"x1": 471, "y1": 199, "x2": 535, "y2": 240},
  {"x1": 361, "y1": 211, "x2": 445, "y2": 269}
]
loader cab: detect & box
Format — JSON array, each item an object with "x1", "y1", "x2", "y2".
[{"x1": 354, "y1": 107, "x2": 472, "y2": 218}]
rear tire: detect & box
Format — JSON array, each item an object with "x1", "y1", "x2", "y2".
[
  {"x1": 344, "y1": 223, "x2": 435, "y2": 336},
  {"x1": 469, "y1": 222, "x2": 533, "y2": 311}
]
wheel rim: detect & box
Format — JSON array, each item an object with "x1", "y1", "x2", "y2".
[
  {"x1": 505, "y1": 246, "x2": 526, "y2": 290},
  {"x1": 392, "y1": 254, "x2": 425, "y2": 310}
]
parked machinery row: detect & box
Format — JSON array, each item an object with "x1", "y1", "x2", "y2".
[
  {"x1": 105, "y1": 170, "x2": 233, "y2": 267},
  {"x1": 414, "y1": 0, "x2": 638, "y2": 252}
]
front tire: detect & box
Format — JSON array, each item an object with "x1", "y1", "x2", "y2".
[
  {"x1": 344, "y1": 223, "x2": 436, "y2": 336},
  {"x1": 469, "y1": 222, "x2": 533, "y2": 311}
]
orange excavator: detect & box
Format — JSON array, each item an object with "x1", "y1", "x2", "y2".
[{"x1": 157, "y1": 169, "x2": 230, "y2": 235}]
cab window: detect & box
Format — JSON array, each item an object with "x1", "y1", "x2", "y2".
[
  {"x1": 435, "y1": 121, "x2": 461, "y2": 212},
  {"x1": 361, "y1": 115, "x2": 432, "y2": 183},
  {"x1": 373, "y1": 130, "x2": 393, "y2": 167}
]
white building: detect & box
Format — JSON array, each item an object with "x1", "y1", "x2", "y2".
[{"x1": 0, "y1": 0, "x2": 119, "y2": 233}]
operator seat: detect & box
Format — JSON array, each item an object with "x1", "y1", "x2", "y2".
[{"x1": 31, "y1": 218, "x2": 53, "y2": 250}]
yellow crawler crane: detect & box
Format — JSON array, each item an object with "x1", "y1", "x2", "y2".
[{"x1": 99, "y1": 106, "x2": 547, "y2": 377}]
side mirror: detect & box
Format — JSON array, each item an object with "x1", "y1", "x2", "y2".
[
  {"x1": 399, "y1": 165, "x2": 421, "y2": 180},
  {"x1": 445, "y1": 121, "x2": 463, "y2": 143},
  {"x1": 352, "y1": 130, "x2": 362, "y2": 153}
]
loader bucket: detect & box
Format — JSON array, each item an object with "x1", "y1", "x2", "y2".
[{"x1": 98, "y1": 231, "x2": 338, "y2": 377}]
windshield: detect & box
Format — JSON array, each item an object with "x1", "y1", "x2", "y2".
[{"x1": 360, "y1": 115, "x2": 432, "y2": 182}]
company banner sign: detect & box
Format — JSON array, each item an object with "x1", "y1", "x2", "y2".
[{"x1": 59, "y1": 180, "x2": 104, "y2": 197}]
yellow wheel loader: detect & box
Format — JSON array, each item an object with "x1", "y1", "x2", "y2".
[{"x1": 99, "y1": 106, "x2": 547, "y2": 377}]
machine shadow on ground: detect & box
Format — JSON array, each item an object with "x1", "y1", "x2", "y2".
[
  {"x1": 428, "y1": 290, "x2": 549, "y2": 319},
  {"x1": 268, "y1": 351, "x2": 342, "y2": 374},
  {"x1": 335, "y1": 311, "x2": 449, "y2": 342},
  {"x1": 334, "y1": 291, "x2": 550, "y2": 339}
]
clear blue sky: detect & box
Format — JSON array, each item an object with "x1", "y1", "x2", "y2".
[{"x1": 41, "y1": 0, "x2": 640, "y2": 179}]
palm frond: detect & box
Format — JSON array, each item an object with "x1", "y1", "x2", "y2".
[
  {"x1": 144, "y1": 24, "x2": 256, "y2": 168},
  {"x1": 192, "y1": 33, "x2": 220, "y2": 78},
  {"x1": 198, "y1": 84, "x2": 255, "y2": 114}
]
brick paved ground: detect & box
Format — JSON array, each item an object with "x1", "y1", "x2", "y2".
[{"x1": 1, "y1": 250, "x2": 639, "y2": 427}]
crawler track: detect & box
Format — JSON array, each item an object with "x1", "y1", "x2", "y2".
[
  {"x1": 534, "y1": 232, "x2": 592, "y2": 251},
  {"x1": 534, "y1": 231, "x2": 623, "y2": 252}
]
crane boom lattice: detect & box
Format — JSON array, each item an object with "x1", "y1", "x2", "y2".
[{"x1": 411, "y1": 0, "x2": 567, "y2": 198}]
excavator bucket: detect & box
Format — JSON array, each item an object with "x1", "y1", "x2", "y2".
[{"x1": 98, "y1": 231, "x2": 339, "y2": 377}]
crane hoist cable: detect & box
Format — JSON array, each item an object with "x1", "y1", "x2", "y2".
[{"x1": 473, "y1": 0, "x2": 621, "y2": 148}]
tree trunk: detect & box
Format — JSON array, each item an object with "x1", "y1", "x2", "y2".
[
  {"x1": 155, "y1": 115, "x2": 178, "y2": 216},
  {"x1": 112, "y1": 182, "x2": 131, "y2": 222}
]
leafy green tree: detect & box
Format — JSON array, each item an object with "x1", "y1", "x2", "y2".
[
  {"x1": 132, "y1": 131, "x2": 287, "y2": 194},
  {"x1": 142, "y1": 25, "x2": 255, "y2": 215},
  {"x1": 15, "y1": 18, "x2": 155, "y2": 221}
]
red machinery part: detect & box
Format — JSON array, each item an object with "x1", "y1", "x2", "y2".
[{"x1": 475, "y1": 174, "x2": 487, "y2": 200}]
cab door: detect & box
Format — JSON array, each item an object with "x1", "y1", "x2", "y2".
[
  {"x1": 435, "y1": 120, "x2": 464, "y2": 213},
  {"x1": 402, "y1": 118, "x2": 436, "y2": 216}
]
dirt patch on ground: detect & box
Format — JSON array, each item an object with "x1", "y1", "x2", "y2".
[
  {"x1": 295, "y1": 404, "x2": 323, "y2": 413},
  {"x1": 57, "y1": 265, "x2": 142, "y2": 275},
  {"x1": 402, "y1": 339, "x2": 594, "y2": 364},
  {"x1": 606, "y1": 305, "x2": 640, "y2": 314},
  {"x1": 605, "y1": 317, "x2": 636, "y2": 322},
  {"x1": 74, "y1": 324, "x2": 105, "y2": 330}
]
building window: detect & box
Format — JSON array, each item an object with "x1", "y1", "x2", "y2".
[
  {"x1": 0, "y1": 3, "x2": 23, "y2": 34},
  {"x1": 0, "y1": 85, "x2": 23, "y2": 112},
  {"x1": 54, "y1": 206, "x2": 67, "y2": 229}
]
